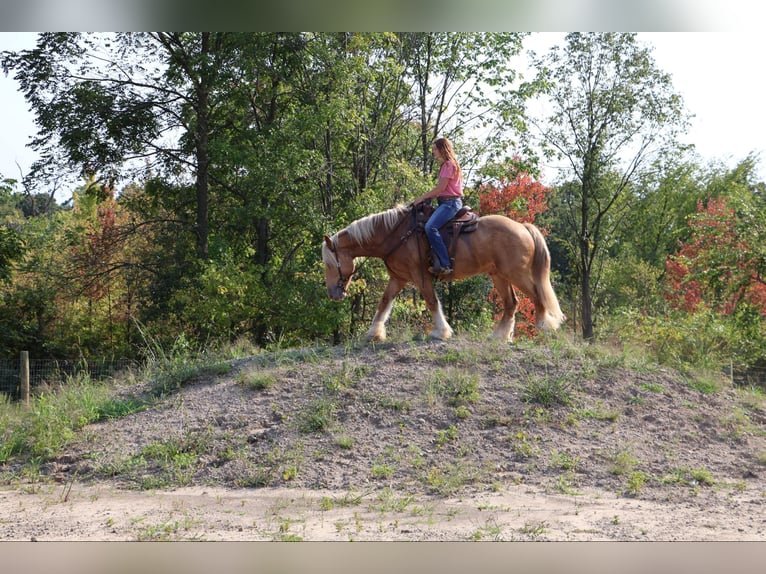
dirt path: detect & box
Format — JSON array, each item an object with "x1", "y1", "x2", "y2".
[{"x1": 2, "y1": 480, "x2": 764, "y2": 541}]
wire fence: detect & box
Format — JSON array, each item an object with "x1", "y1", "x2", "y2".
[
  {"x1": 0, "y1": 357, "x2": 139, "y2": 401},
  {"x1": 728, "y1": 364, "x2": 766, "y2": 391}
]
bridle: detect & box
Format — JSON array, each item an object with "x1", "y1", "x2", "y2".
[{"x1": 328, "y1": 235, "x2": 355, "y2": 292}]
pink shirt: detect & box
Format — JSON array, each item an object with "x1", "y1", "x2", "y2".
[{"x1": 438, "y1": 161, "x2": 463, "y2": 198}]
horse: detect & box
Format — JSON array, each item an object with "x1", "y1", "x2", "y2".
[{"x1": 322, "y1": 204, "x2": 564, "y2": 342}]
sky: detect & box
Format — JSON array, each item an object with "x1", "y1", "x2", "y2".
[{"x1": 1, "y1": 32, "x2": 765, "y2": 194}]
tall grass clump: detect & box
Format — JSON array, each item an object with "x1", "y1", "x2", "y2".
[
  {"x1": 0, "y1": 372, "x2": 142, "y2": 464},
  {"x1": 138, "y1": 331, "x2": 231, "y2": 397}
]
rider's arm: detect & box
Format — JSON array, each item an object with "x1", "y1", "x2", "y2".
[{"x1": 414, "y1": 176, "x2": 449, "y2": 205}]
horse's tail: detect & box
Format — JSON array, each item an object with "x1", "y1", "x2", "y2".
[{"x1": 524, "y1": 223, "x2": 565, "y2": 331}]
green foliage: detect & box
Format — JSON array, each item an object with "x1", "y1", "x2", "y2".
[
  {"x1": 521, "y1": 369, "x2": 575, "y2": 407},
  {"x1": 424, "y1": 369, "x2": 481, "y2": 407},
  {"x1": 0, "y1": 373, "x2": 116, "y2": 462}
]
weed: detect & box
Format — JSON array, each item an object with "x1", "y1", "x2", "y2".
[
  {"x1": 510, "y1": 431, "x2": 539, "y2": 459},
  {"x1": 625, "y1": 471, "x2": 648, "y2": 495},
  {"x1": 334, "y1": 434, "x2": 355, "y2": 450},
  {"x1": 521, "y1": 367, "x2": 575, "y2": 407},
  {"x1": 661, "y1": 467, "x2": 715, "y2": 488},
  {"x1": 237, "y1": 368, "x2": 277, "y2": 391},
  {"x1": 518, "y1": 520, "x2": 548, "y2": 537},
  {"x1": 373, "y1": 487, "x2": 415, "y2": 513},
  {"x1": 470, "y1": 518, "x2": 504, "y2": 541},
  {"x1": 575, "y1": 403, "x2": 619, "y2": 422},
  {"x1": 322, "y1": 361, "x2": 370, "y2": 394},
  {"x1": 609, "y1": 450, "x2": 638, "y2": 476},
  {"x1": 297, "y1": 398, "x2": 337, "y2": 433},
  {"x1": 550, "y1": 450, "x2": 579, "y2": 471},
  {"x1": 237, "y1": 466, "x2": 273, "y2": 488},
  {"x1": 435, "y1": 425, "x2": 459, "y2": 449},
  {"x1": 424, "y1": 369, "x2": 480, "y2": 407},
  {"x1": 639, "y1": 382, "x2": 665, "y2": 394},
  {"x1": 371, "y1": 464, "x2": 395, "y2": 480},
  {"x1": 424, "y1": 462, "x2": 479, "y2": 496},
  {"x1": 454, "y1": 405, "x2": 471, "y2": 420}
]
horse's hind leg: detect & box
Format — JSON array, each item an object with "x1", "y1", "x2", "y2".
[
  {"x1": 490, "y1": 275, "x2": 518, "y2": 342},
  {"x1": 417, "y1": 278, "x2": 453, "y2": 340},
  {"x1": 366, "y1": 276, "x2": 407, "y2": 342}
]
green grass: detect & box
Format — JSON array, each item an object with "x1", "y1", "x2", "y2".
[
  {"x1": 237, "y1": 368, "x2": 277, "y2": 391},
  {"x1": 0, "y1": 373, "x2": 138, "y2": 463},
  {"x1": 424, "y1": 369, "x2": 481, "y2": 407},
  {"x1": 521, "y1": 367, "x2": 576, "y2": 407}
]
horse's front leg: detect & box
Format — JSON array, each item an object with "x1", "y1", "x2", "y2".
[{"x1": 366, "y1": 276, "x2": 408, "y2": 342}]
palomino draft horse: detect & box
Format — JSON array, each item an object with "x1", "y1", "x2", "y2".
[{"x1": 322, "y1": 205, "x2": 564, "y2": 342}]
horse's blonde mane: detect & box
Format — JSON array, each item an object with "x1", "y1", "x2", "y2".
[
  {"x1": 345, "y1": 205, "x2": 409, "y2": 245},
  {"x1": 322, "y1": 205, "x2": 409, "y2": 267}
]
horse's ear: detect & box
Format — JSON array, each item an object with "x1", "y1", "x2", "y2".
[{"x1": 324, "y1": 235, "x2": 333, "y2": 249}]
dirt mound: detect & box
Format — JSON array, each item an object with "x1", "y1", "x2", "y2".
[{"x1": 2, "y1": 337, "x2": 765, "y2": 540}]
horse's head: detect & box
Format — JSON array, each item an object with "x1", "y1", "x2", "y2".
[{"x1": 322, "y1": 234, "x2": 355, "y2": 301}]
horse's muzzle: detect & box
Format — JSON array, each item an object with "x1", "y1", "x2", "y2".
[{"x1": 328, "y1": 287, "x2": 347, "y2": 301}]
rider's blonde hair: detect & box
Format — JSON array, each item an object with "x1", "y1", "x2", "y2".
[{"x1": 432, "y1": 137, "x2": 462, "y2": 182}]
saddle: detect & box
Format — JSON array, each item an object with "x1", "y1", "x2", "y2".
[{"x1": 415, "y1": 202, "x2": 479, "y2": 263}]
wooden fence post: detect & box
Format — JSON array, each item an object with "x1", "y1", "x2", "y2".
[{"x1": 20, "y1": 351, "x2": 30, "y2": 405}]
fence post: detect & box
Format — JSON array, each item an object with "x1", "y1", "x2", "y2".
[{"x1": 20, "y1": 351, "x2": 30, "y2": 405}]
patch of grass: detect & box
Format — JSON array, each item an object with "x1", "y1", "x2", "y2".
[
  {"x1": 0, "y1": 373, "x2": 127, "y2": 463},
  {"x1": 625, "y1": 471, "x2": 648, "y2": 496},
  {"x1": 435, "y1": 425, "x2": 459, "y2": 449},
  {"x1": 236, "y1": 466, "x2": 274, "y2": 488},
  {"x1": 424, "y1": 369, "x2": 481, "y2": 408},
  {"x1": 322, "y1": 360, "x2": 370, "y2": 394},
  {"x1": 756, "y1": 452, "x2": 766, "y2": 466},
  {"x1": 453, "y1": 405, "x2": 471, "y2": 420},
  {"x1": 521, "y1": 367, "x2": 575, "y2": 407},
  {"x1": 575, "y1": 403, "x2": 620, "y2": 422},
  {"x1": 424, "y1": 461, "x2": 481, "y2": 496},
  {"x1": 509, "y1": 431, "x2": 539, "y2": 459},
  {"x1": 661, "y1": 467, "x2": 715, "y2": 488},
  {"x1": 371, "y1": 463, "x2": 395, "y2": 480},
  {"x1": 237, "y1": 368, "x2": 277, "y2": 391},
  {"x1": 469, "y1": 518, "x2": 504, "y2": 541},
  {"x1": 333, "y1": 433, "x2": 355, "y2": 450},
  {"x1": 297, "y1": 398, "x2": 337, "y2": 434},
  {"x1": 609, "y1": 450, "x2": 639, "y2": 476},
  {"x1": 136, "y1": 516, "x2": 200, "y2": 541},
  {"x1": 518, "y1": 520, "x2": 548, "y2": 538},
  {"x1": 639, "y1": 382, "x2": 665, "y2": 394},
  {"x1": 550, "y1": 450, "x2": 579, "y2": 471},
  {"x1": 372, "y1": 487, "x2": 415, "y2": 513},
  {"x1": 686, "y1": 372, "x2": 722, "y2": 394}
]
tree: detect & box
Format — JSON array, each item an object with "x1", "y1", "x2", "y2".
[
  {"x1": 528, "y1": 33, "x2": 689, "y2": 340},
  {"x1": 399, "y1": 33, "x2": 529, "y2": 180},
  {"x1": 666, "y1": 161, "x2": 766, "y2": 319},
  {"x1": 0, "y1": 177, "x2": 25, "y2": 283}
]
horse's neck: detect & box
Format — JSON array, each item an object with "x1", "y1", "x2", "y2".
[{"x1": 340, "y1": 232, "x2": 385, "y2": 259}]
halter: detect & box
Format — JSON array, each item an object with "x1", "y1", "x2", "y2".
[{"x1": 329, "y1": 235, "x2": 355, "y2": 291}]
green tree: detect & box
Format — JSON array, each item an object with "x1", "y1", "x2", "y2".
[
  {"x1": 0, "y1": 177, "x2": 25, "y2": 284},
  {"x1": 528, "y1": 33, "x2": 689, "y2": 340}
]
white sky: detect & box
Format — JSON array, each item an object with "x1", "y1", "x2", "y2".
[{"x1": 1, "y1": 32, "x2": 765, "y2": 192}]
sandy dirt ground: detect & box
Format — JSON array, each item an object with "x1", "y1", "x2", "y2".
[{"x1": 2, "y1": 479, "x2": 764, "y2": 541}]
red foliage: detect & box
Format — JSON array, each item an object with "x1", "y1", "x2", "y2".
[
  {"x1": 477, "y1": 171, "x2": 551, "y2": 224},
  {"x1": 478, "y1": 169, "x2": 553, "y2": 337},
  {"x1": 665, "y1": 197, "x2": 766, "y2": 317}
]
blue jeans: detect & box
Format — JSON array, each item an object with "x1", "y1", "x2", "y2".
[{"x1": 425, "y1": 197, "x2": 462, "y2": 268}]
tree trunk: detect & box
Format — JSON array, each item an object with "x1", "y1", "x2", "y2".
[{"x1": 194, "y1": 33, "x2": 211, "y2": 260}]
